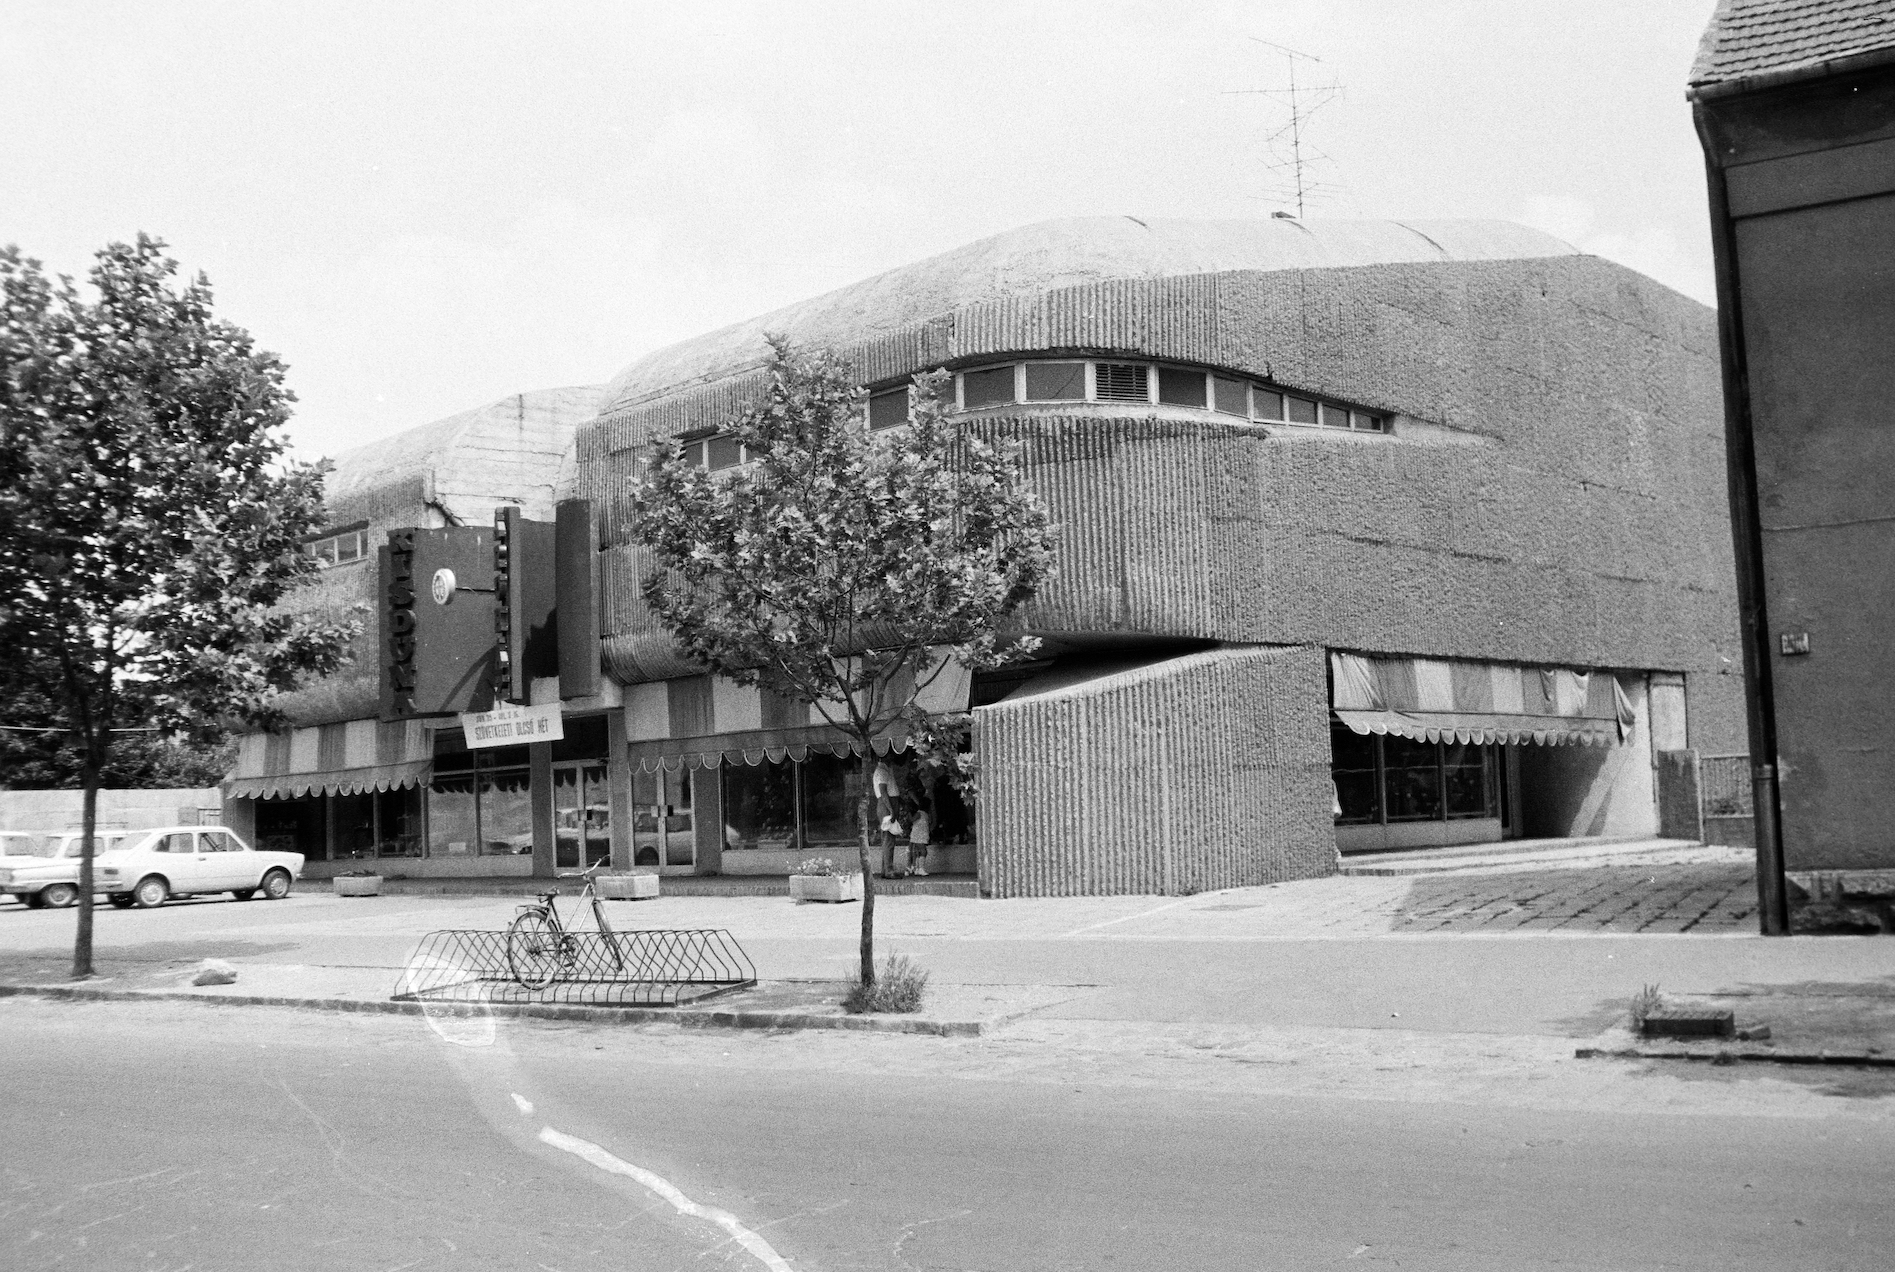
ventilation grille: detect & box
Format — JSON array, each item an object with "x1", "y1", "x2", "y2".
[{"x1": 1095, "y1": 363, "x2": 1149, "y2": 402}]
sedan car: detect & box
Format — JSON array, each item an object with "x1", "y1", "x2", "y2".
[
  {"x1": 0, "y1": 832, "x2": 131, "y2": 907},
  {"x1": 94, "y1": 827, "x2": 304, "y2": 908}
]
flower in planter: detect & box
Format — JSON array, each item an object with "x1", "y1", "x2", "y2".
[
  {"x1": 336, "y1": 869, "x2": 382, "y2": 878},
  {"x1": 794, "y1": 856, "x2": 849, "y2": 877}
]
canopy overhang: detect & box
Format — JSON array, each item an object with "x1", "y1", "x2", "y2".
[{"x1": 1330, "y1": 652, "x2": 1636, "y2": 748}]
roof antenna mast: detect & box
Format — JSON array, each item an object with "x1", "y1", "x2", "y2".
[{"x1": 1225, "y1": 38, "x2": 1344, "y2": 219}]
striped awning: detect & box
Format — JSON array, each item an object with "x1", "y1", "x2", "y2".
[
  {"x1": 627, "y1": 722, "x2": 917, "y2": 774},
  {"x1": 1330, "y1": 652, "x2": 1636, "y2": 747},
  {"x1": 223, "y1": 719, "x2": 433, "y2": 799}
]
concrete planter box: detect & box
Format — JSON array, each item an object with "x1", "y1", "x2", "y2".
[
  {"x1": 598, "y1": 873, "x2": 660, "y2": 900},
  {"x1": 332, "y1": 875, "x2": 383, "y2": 897},
  {"x1": 789, "y1": 873, "x2": 862, "y2": 903}
]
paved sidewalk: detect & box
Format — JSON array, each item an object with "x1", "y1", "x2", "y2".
[{"x1": 2, "y1": 848, "x2": 1890, "y2": 1065}]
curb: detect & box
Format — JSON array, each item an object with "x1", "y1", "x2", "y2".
[
  {"x1": 0, "y1": 982, "x2": 984, "y2": 1037},
  {"x1": 1574, "y1": 1042, "x2": 1895, "y2": 1068}
]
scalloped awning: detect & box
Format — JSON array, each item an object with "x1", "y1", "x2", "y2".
[
  {"x1": 223, "y1": 719, "x2": 433, "y2": 800},
  {"x1": 1330, "y1": 651, "x2": 1636, "y2": 747},
  {"x1": 626, "y1": 723, "x2": 916, "y2": 774}
]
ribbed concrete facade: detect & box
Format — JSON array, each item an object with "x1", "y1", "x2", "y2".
[{"x1": 976, "y1": 645, "x2": 1332, "y2": 896}]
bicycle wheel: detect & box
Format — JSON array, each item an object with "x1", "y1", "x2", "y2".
[{"x1": 507, "y1": 910, "x2": 562, "y2": 990}]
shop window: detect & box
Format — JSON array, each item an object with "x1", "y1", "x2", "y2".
[
  {"x1": 1158, "y1": 367, "x2": 1207, "y2": 408},
  {"x1": 376, "y1": 787, "x2": 423, "y2": 856},
  {"x1": 1095, "y1": 362, "x2": 1150, "y2": 402},
  {"x1": 801, "y1": 751, "x2": 866, "y2": 850},
  {"x1": 962, "y1": 365, "x2": 1017, "y2": 410},
  {"x1": 1330, "y1": 722, "x2": 1380, "y2": 825},
  {"x1": 1330, "y1": 724, "x2": 1501, "y2": 828},
  {"x1": 1382, "y1": 734, "x2": 1444, "y2": 821},
  {"x1": 1213, "y1": 377, "x2": 1250, "y2": 417},
  {"x1": 868, "y1": 387, "x2": 909, "y2": 429},
  {"x1": 1442, "y1": 743, "x2": 1495, "y2": 818},
  {"x1": 1023, "y1": 361, "x2": 1086, "y2": 402},
  {"x1": 427, "y1": 744, "x2": 528, "y2": 858},
  {"x1": 333, "y1": 792, "x2": 377, "y2": 859},
  {"x1": 255, "y1": 796, "x2": 325, "y2": 860},
  {"x1": 723, "y1": 758, "x2": 798, "y2": 851}
]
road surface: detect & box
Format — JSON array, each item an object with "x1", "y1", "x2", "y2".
[{"x1": 4, "y1": 996, "x2": 1892, "y2": 1271}]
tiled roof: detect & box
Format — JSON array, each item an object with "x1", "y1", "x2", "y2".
[{"x1": 1691, "y1": 0, "x2": 1895, "y2": 89}]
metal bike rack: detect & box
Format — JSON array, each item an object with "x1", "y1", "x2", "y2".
[{"x1": 393, "y1": 928, "x2": 757, "y2": 1008}]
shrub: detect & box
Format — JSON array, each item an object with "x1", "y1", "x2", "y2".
[
  {"x1": 843, "y1": 954, "x2": 928, "y2": 1014},
  {"x1": 795, "y1": 856, "x2": 845, "y2": 877},
  {"x1": 1628, "y1": 983, "x2": 1664, "y2": 1029}
]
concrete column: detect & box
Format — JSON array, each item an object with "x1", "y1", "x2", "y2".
[
  {"x1": 530, "y1": 741, "x2": 555, "y2": 878},
  {"x1": 693, "y1": 763, "x2": 724, "y2": 876},
  {"x1": 606, "y1": 710, "x2": 633, "y2": 870}
]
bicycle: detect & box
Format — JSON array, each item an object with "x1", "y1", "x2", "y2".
[{"x1": 505, "y1": 863, "x2": 627, "y2": 990}]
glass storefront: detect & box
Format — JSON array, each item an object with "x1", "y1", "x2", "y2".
[
  {"x1": 1331, "y1": 720, "x2": 1499, "y2": 826},
  {"x1": 718, "y1": 752, "x2": 972, "y2": 855},
  {"x1": 554, "y1": 763, "x2": 611, "y2": 869},
  {"x1": 428, "y1": 743, "x2": 531, "y2": 857},
  {"x1": 252, "y1": 786, "x2": 423, "y2": 862}
]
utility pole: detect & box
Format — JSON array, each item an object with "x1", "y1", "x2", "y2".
[{"x1": 1225, "y1": 38, "x2": 1344, "y2": 218}]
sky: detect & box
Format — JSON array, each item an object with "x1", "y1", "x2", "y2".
[{"x1": 2, "y1": 0, "x2": 1722, "y2": 462}]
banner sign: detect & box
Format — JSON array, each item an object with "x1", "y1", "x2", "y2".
[{"x1": 460, "y1": 702, "x2": 564, "y2": 749}]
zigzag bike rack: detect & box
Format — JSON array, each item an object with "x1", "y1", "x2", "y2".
[{"x1": 394, "y1": 928, "x2": 757, "y2": 1008}]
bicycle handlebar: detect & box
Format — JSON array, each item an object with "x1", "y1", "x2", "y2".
[{"x1": 555, "y1": 864, "x2": 607, "y2": 880}]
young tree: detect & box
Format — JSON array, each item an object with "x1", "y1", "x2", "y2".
[
  {"x1": 636, "y1": 338, "x2": 1055, "y2": 987},
  {"x1": 0, "y1": 236, "x2": 357, "y2": 977}
]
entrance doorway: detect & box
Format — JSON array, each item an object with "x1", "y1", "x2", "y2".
[
  {"x1": 552, "y1": 762, "x2": 611, "y2": 869},
  {"x1": 632, "y1": 768, "x2": 696, "y2": 871}
]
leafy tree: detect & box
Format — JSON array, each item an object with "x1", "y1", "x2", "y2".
[
  {"x1": 0, "y1": 236, "x2": 357, "y2": 977},
  {"x1": 635, "y1": 337, "x2": 1055, "y2": 987}
]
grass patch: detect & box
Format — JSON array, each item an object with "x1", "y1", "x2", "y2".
[
  {"x1": 843, "y1": 954, "x2": 929, "y2": 1014},
  {"x1": 1628, "y1": 983, "x2": 1664, "y2": 1030}
]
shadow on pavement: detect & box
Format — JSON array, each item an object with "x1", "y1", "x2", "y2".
[{"x1": 0, "y1": 939, "x2": 302, "y2": 984}]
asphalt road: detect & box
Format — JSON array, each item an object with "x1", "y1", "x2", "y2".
[{"x1": 5, "y1": 997, "x2": 1893, "y2": 1271}]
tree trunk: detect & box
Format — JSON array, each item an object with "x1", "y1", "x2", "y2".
[
  {"x1": 72, "y1": 759, "x2": 98, "y2": 980},
  {"x1": 856, "y1": 786, "x2": 876, "y2": 988}
]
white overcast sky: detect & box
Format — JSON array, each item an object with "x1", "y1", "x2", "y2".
[{"x1": 3, "y1": 0, "x2": 1721, "y2": 461}]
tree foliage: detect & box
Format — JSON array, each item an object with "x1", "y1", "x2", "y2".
[
  {"x1": 0, "y1": 236, "x2": 357, "y2": 975},
  {"x1": 635, "y1": 337, "x2": 1055, "y2": 984}
]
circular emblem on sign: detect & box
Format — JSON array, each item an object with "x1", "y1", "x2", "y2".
[{"x1": 431, "y1": 568, "x2": 456, "y2": 605}]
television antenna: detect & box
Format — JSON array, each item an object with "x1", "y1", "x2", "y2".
[{"x1": 1224, "y1": 38, "x2": 1345, "y2": 218}]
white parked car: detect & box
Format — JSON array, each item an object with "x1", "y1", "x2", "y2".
[
  {"x1": 0, "y1": 832, "x2": 131, "y2": 907},
  {"x1": 92, "y1": 827, "x2": 303, "y2": 909}
]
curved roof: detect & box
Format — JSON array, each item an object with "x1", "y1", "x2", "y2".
[
  {"x1": 601, "y1": 216, "x2": 1579, "y2": 413},
  {"x1": 324, "y1": 384, "x2": 603, "y2": 526}
]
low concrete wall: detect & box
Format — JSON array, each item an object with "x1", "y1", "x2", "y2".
[
  {"x1": 0, "y1": 788, "x2": 221, "y2": 833},
  {"x1": 1336, "y1": 818, "x2": 1503, "y2": 854},
  {"x1": 975, "y1": 644, "x2": 1334, "y2": 897}
]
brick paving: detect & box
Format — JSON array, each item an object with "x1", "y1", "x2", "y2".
[{"x1": 1389, "y1": 861, "x2": 1758, "y2": 934}]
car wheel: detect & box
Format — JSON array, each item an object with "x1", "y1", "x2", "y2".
[
  {"x1": 131, "y1": 876, "x2": 169, "y2": 908},
  {"x1": 23, "y1": 891, "x2": 47, "y2": 909},
  {"x1": 39, "y1": 883, "x2": 79, "y2": 908},
  {"x1": 260, "y1": 869, "x2": 293, "y2": 901},
  {"x1": 107, "y1": 893, "x2": 135, "y2": 909}
]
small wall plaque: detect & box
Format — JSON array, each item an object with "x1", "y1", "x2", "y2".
[{"x1": 1780, "y1": 631, "x2": 1811, "y2": 656}]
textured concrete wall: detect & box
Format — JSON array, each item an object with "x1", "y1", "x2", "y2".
[
  {"x1": 0, "y1": 789, "x2": 222, "y2": 833},
  {"x1": 975, "y1": 645, "x2": 1333, "y2": 897},
  {"x1": 579, "y1": 253, "x2": 1746, "y2": 758}
]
